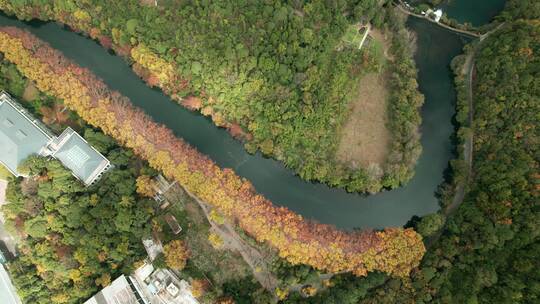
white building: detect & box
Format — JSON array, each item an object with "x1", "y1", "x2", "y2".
[
  {"x1": 0, "y1": 91, "x2": 111, "y2": 186},
  {"x1": 133, "y1": 264, "x2": 199, "y2": 304},
  {"x1": 433, "y1": 9, "x2": 443, "y2": 22}
]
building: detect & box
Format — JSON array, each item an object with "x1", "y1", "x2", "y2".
[
  {"x1": 83, "y1": 275, "x2": 149, "y2": 304},
  {"x1": 433, "y1": 9, "x2": 443, "y2": 22},
  {"x1": 85, "y1": 264, "x2": 198, "y2": 304},
  {"x1": 132, "y1": 264, "x2": 199, "y2": 304},
  {"x1": 0, "y1": 91, "x2": 110, "y2": 186}
]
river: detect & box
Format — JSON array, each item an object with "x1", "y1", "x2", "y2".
[
  {"x1": 442, "y1": 0, "x2": 506, "y2": 27},
  {"x1": 0, "y1": 2, "x2": 502, "y2": 230}
]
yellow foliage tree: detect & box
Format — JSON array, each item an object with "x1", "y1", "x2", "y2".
[
  {"x1": 208, "y1": 232, "x2": 224, "y2": 249},
  {"x1": 136, "y1": 175, "x2": 156, "y2": 197},
  {"x1": 163, "y1": 240, "x2": 189, "y2": 270},
  {"x1": 301, "y1": 285, "x2": 317, "y2": 297},
  {"x1": 95, "y1": 273, "x2": 111, "y2": 288},
  {"x1": 209, "y1": 209, "x2": 225, "y2": 225},
  {"x1": 275, "y1": 287, "x2": 289, "y2": 300}
]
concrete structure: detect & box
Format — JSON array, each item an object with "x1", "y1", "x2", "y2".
[
  {"x1": 433, "y1": 9, "x2": 443, "y2": 22},
  {"x1": 0, "y1": 92, "x2": 52, "y2": 176},
  {"x1": 83, "y1": 275, "x2": 149, "y2": 304},
  {"x1": 132, "y1": 264, "x2": 198, "y2": 304},
  {"x1": 49, "y1": 127, "x2": 111, "y2": 185},
  {"x1": 86, "y1": 264, "x2": 198, "y2": 304},
  {"x1": 0, "y1": 91, "x2": 110, "y2": 186},
  {"x1": 142, "y1": 237, "x2": 163, "y2": 262}
]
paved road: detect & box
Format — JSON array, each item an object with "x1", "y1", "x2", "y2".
[
  {"x1": 0, "y1": 179, "x2": 6, "y2": 205},
  {"x1": 0, "y1": 265, "x2": 22, "y2": 304},
  {"x1": 0, "y1": 179, "x2": 17, "y2": 255}
]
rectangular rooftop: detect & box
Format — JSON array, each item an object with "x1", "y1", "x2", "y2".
[
  {"x1": 0, "y1": 92, "x2": 51, "y2": 176},
  {"x1": 0, "y1": 91, "x2": 110, "y2": 186},
  {"x1": 50, "y1": 127, "x2": 111, "y2": 186}
]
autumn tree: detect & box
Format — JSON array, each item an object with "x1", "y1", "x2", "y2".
[
  {"x1": 163, "y1": 240, "x2": 189, "y2": 270},
  {"x1": 190, "y1": 279, "x2": 209, "y2": 298},
  {"x1": 0, "y1": 27, "x2": 426, "y2": 279},
  {"x1": 136, "y1": 175, "x2": 156, "y2": 197},
  {"x1": 208, "y1": 232, "x2": 224, "y2": 249}
]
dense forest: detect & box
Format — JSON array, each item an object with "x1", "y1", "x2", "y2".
[
  {"x1": 0, "y1": 26, "x2": 426, "y2": 281},
  {"x1": 0, "y1": 58, "x2": 155, "y2": 303},
  {"x1": 0, "y1": 87, "x2": 157, "y2": 304},
  {"x1": 280, "y1": 1, "x2": 540, "y2": 302},
  {"x1": 0, "y1": 57, "x2": 277, "y2": 303},
  {"x1": 3, "y1": 155, "x2": 154, "y2": 303},
  {"x1": 0, "y1": 0, "x2": 423, "y2": 193}
]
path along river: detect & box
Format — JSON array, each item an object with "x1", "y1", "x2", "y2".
[{"x1": 0, "y1": 3, "x2": 501, "y2": 230}]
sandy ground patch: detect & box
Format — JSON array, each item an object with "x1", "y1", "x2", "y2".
[
  {"x1": 0, "y1": 180, "x2": 6, "y2": 206},
  {"x1": 22, "y1": 81, "x2": 39, "y2": 101},
  {"x1": 336, "y1": 73, "x2": 391, "y2": 169}
]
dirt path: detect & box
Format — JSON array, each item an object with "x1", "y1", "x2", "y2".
[
  {"x1": 168, "y1": 184, "x2": 278, "y2": 292},
  {"x1": 196, "y1": 199, "x2": 278, "y2": 291},
  {"x1": 443, "y1": 24, "x2": 503, "y2": 217},
  {"x1": 444, "y1": 53, "x2": 475, "y2": 217},
  {"x1": 427, "y1": 26, "x2": 503, "y2": 246}
]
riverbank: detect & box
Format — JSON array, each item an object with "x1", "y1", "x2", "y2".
[
  {"x1": 0, "y1": 2, "x2": 426, "y2": 194},
  {"x1": 0, "y1": 12, "x2": 466, "y2": 230},
  {"x1": 0, "y1": 26, "x2": 425, "y2": 277}
]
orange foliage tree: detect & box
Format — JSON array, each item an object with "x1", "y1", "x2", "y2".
[
  {"x1": 0, "y1": 27, "x2": 425, "y2": 277},
  {"x1": 190, "y1": 279, "x2": 209, "y2": 298}
]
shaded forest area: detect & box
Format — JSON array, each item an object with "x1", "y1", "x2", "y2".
[
  {"x1": 0, "y1": 0, "x2": 423, "y2": 193},
  {"x1": 280, "y1": 1, "x2": 540, "y2": 302}
]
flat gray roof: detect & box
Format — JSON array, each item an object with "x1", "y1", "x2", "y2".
[
  {"x1": 0, "y1": 265, "x2": 22, "y2": 304},
  {"x1": 53, "y1": 128, "x2": 110, "y2": 186},
  {"x1": 0, "y1": 93, "x2": 51, "y2": 176},
  {"x1": 84, "y1": 275, "x2": 143, "y2": 304}
]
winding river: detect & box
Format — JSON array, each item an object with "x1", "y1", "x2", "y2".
[{"x1": 0, "y1": 2, "x2": 502, "y2": 230}]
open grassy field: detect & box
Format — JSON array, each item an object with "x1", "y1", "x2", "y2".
[
  {"x1": 336, "y1": 72, "x2": 391, "y2": 168},
  {"x1": 336, "y1": 29, "x2": 392, "y2": 169}
]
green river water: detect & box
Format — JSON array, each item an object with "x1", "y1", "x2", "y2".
[
  {"x1": 442, "y1": 0, "x2": 506, "y2": 26},
  {"x1": 0, "y1": 2, "x2": 503, "y2": 230}
]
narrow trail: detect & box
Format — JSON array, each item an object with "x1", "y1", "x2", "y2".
[
  {"x1": 195, "y1": 198, "x2": 279, "y2": 292},
  {"x1": 155, "y1": 175, "x2": 278, "y2": 292},
  {"x1": 443, "y1": 51, "x2": 475, "y2": 217},
  {"x1": 167, "y1": 182, "x2": 279, "y2": 292},
  {"x1": 443, "y1": 23, "x2": 504, "y2": 217}
]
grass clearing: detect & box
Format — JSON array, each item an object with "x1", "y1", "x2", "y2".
[
  {"x1": 336, "y1": 28, "x2": 392, "y2": 169},
  {"x1": 156, "y1": 194, "x2": 251, "y2": 287},
  {"x1": 22, "y1": 81, "x2": 39, "y2": 101},
  {"x1": 0, "y1": 163, "x2": 12, "y2": 179},
  {"x1": 336, "y1": 73, "x2": 391, "y2": 169},
  {"x1": 342, "y1": 24, "x2": 362, "y2": 46}
]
